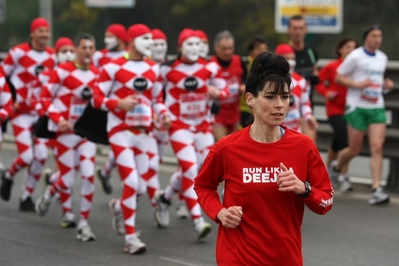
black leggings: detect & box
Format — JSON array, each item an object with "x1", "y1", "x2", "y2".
[{"x1": 328, "y1": 115, "x2": 348, "y2": 152}]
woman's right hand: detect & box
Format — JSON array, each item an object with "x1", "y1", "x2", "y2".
[{"x1": 217, "y1": 206, "x2": 243, "y2": 228}]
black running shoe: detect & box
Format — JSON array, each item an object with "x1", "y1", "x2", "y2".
[
  {"x1": 95, "y1": 166, "x2": 112, "y2": 194},
  {"x1": 19, "y1": 196, "x2": 36, "y2": 212},
  {"x1": 0, "y1": 171, "x2": 13, "y2": 201}
]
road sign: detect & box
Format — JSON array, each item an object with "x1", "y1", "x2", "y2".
[
  {"x1": 0, "y1": 0, "x2": 6, "y2": 22},
  {"x1": 275, "y1": 0, "x2": 343, "y2": 33},
  {"x1": 85, "y1": 0, "x2": 135, "y2": 8}
]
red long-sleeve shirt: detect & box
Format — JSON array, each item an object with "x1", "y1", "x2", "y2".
[
  {"x1": 194, "y1": 126, "x2": 333, "y2": 266},
  {"x1": 316, "y1": 58, "x2": 347, "y2": 117}
]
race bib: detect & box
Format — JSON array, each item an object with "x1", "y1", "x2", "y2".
[
  {"x1": 180, "y1": 94, "x2": 207, "y2": 120},
  {"x1": 69, "y1": 97, "x2": 88, "y2": 124},
  {"x1": 361, "y1": 84, "x2": 381, "y2": 103},
  {"x1": 125, "y1": 97, "x2": 152, "y2": 127}
]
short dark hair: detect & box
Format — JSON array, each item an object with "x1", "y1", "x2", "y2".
[
  {"x1": 246, "y1": 34, "x2": 268, "y2": 53},
  {"x1": 75, "y1": 33, "x2": 95, "y2": 47},
  {"x1": 335, "y1": 36, "x2": 359, "y2": 57},
  {"x1": 246, "y1": 52, "x2": 291, "y2": 98},
  {"x1": 288, "y1": 15, "x2": 306, "y2": 27}
]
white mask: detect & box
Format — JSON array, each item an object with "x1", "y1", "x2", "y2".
[
  {"x1": 104, "y1": 37, "x2": 118, "y2": 50},
  {"x1": 287, "y1": 59, "x2": 296, "y2": 74},
  {"x1": 134, "y1": 33, "x2": 154, "y2": 57},
  {"x1": 57, "y1": 51, "x2": 76, "y2": 63},
  {"x1": 199, "y1": 40, "x2": 209, "y2": 58},
  {"x1": 151, "y1": 39, "x2": 168, "y2": 62},
  {"x1": 182, "y1": 36, "x2": 201, "y2": 62}
]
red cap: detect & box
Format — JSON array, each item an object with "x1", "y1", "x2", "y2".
[
  {"x1": 106, "y1": 24, "x2": 128, "y2": 43},
  {"x1": 55, "y1": 37, "x2": 74, "y2": 53},
  {"x1": 178, "y1": 28, "x2": 199, "y2": 46},
  {"x1": 151, "y1": 28, "x2": 167, "y2": 41},
  {"x1": 127, "y1": 24, "x2": 151, "y2": 41},
  {"x1": 275, "y1": 44, "x2": 295, "y2": 55},
  {"x1": 196, "y1": 30, "x2": 208, "y2": 41},
  {"x1": 30, "y1": 17, "x2": 50, "y2": 33}
]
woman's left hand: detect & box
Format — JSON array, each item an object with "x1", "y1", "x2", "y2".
[{"x1": 277, "y1": 162, "x2": 306, "y2": 195}]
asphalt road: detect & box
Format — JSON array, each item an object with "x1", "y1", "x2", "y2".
[{"x1": 0, "y1": 141, "x2": 399, "y2": 266}]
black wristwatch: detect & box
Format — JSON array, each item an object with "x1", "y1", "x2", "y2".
[{"x1": 298, "y1": 181, "x2": 312, "y2": 198}]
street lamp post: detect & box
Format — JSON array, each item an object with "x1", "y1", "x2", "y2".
[{"x1": 39, "y1": 0, "x2": 53, "y2": 45}]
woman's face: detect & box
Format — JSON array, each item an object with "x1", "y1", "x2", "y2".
[
  {"x1": 339, "y1": 40, "x2": 357, "y2": 59},
  {"x1": 246, "y1": 83, "x2": 290, "y2": 127}
]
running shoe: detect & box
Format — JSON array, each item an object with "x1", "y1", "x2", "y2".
[
  {"x1": 124, "y1": 234, "x2": 146, "y2": 254},
  {"x1": 193, "y1": 217, "x2": 212, "y2": 240},
  {"x1": 95, "y1": 166, "x2": 112, "y2": 194},
  {"x1": 76, "y1": 224, "x2": 97, "y2": 242},
  {"x1": 41, "y1": 168, "x2": 53, "y2": 185},
  {"x1": 328, "y1": 160, "x2": 340, "y2": 189},
  {"x1": 19, "y1": 196, "x2": 36, "y2": 212},
  {"x1": 60, "y1": 211, "x2": 77, "y2": 228},
  {"x1": 108, "y1": 198, "x2": 125, "y2": 235},
  {"x1": 0, "y1": 170, "x2": 13, "y2": 201},
  {"x1": 339, "y1": 178, "x2": 353, "y2": 193},
  {"x1": 35, "y1": 186, "x2": 52, "y2": 216},
  {"x1": 369, "y1": 187, "x2": 390, "y2": 205},
  {"x1": 176, "y1": 201, "x2": 190, "y2": 219},
  {"x1": 154, "y1": 190, "x2": 171, "y2": 227}
]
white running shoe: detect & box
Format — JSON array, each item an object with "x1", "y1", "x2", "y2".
[
  {"x1": 124, "y1": 234, "x2": 146, "y2": 254},
  {"x1": 339, "y1": 178, "x2": 353, "y2": 193},
  {"x1": 60, "y1": 211, "x2": 76, "y2": 228},
  {"x1": 369, "y1": 187, "x2": 390, "y2": 205},
  {"x1": 35, "y1": 186, "x2": 52, "y2": 216},
  {"x1": 176, "y1": 201, "x2": 190, "y2": 219},
  {"x1": 193, "y1": 217, "x2": 212, "y2": 240},
  {"x1": 108, "y1": 198, "x2": 125, "y2": 235},
  {"x1": 328, "y1": 160, "x2": 340, "y2": 189},
  {"x1": 154, "y1": 190, "x2": 171, "y2": 228},
  {"x1": 76, "y1": 224, "x2": 97, "y2": 242}
]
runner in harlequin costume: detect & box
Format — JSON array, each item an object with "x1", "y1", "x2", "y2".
[
  {"x1": 0, "y1": 68, "x2": 14, "y2": 143},
  {"x1": 38, "y1": 37, "x2": 76, "y2": 188},
  {"x1": 153, "y1": 28, "x2": 229, "y2": 240},
  {"x1": 92, "y1": 23, "x2": 128, "y2": 70},
  {"x1": 35, "y1": 33, "x2": 98, "y2": 242},
  {"x1": 92, "y1": 24, "x2": 171, "y2": 254},
  {"x1": 275, "y1": 44, "x2": 318, "y2": 132},
  {"x1": 93, "y1": 24, "x2": 129, "y2": 195},
  {"x1": 0, "y1": 18, "x2": 56, "y2": 212}
]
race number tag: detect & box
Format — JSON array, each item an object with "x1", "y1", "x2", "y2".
[
  {"x1": 179, "y1": 93, "x2": 207, "y2": 120},
  {"x1": 361, "y1": 83, "x2": 381, "y2": 103},
  {"x1": 69, "y1": 97, "x2": 88, "y2": 124},
  {"x1": 125, "y1": 97, "x2": 152, "y2": 127}
]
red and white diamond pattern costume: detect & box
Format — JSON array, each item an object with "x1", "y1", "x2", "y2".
[
  {"x1": 0, "y1": 70, "x2": 13, "y2": 125},
  {"x1": 42, "y1": 61, "x2": 98, "y2": 219},
  {"x1": 92, "y1": 56, "x2": 166, "y2": 237},
  {"x1": 92, "y1": 49, "x2": 126, "y2": 70},
  {"x1": 156, "y1": 57, "x2": 229, "y2": 219},
  {"x1": 0, "y1": 43, "x2": 56, "y2": 200},
  {"x1": 282, "y1": 72, "x2": 313, "y2": 132}
]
